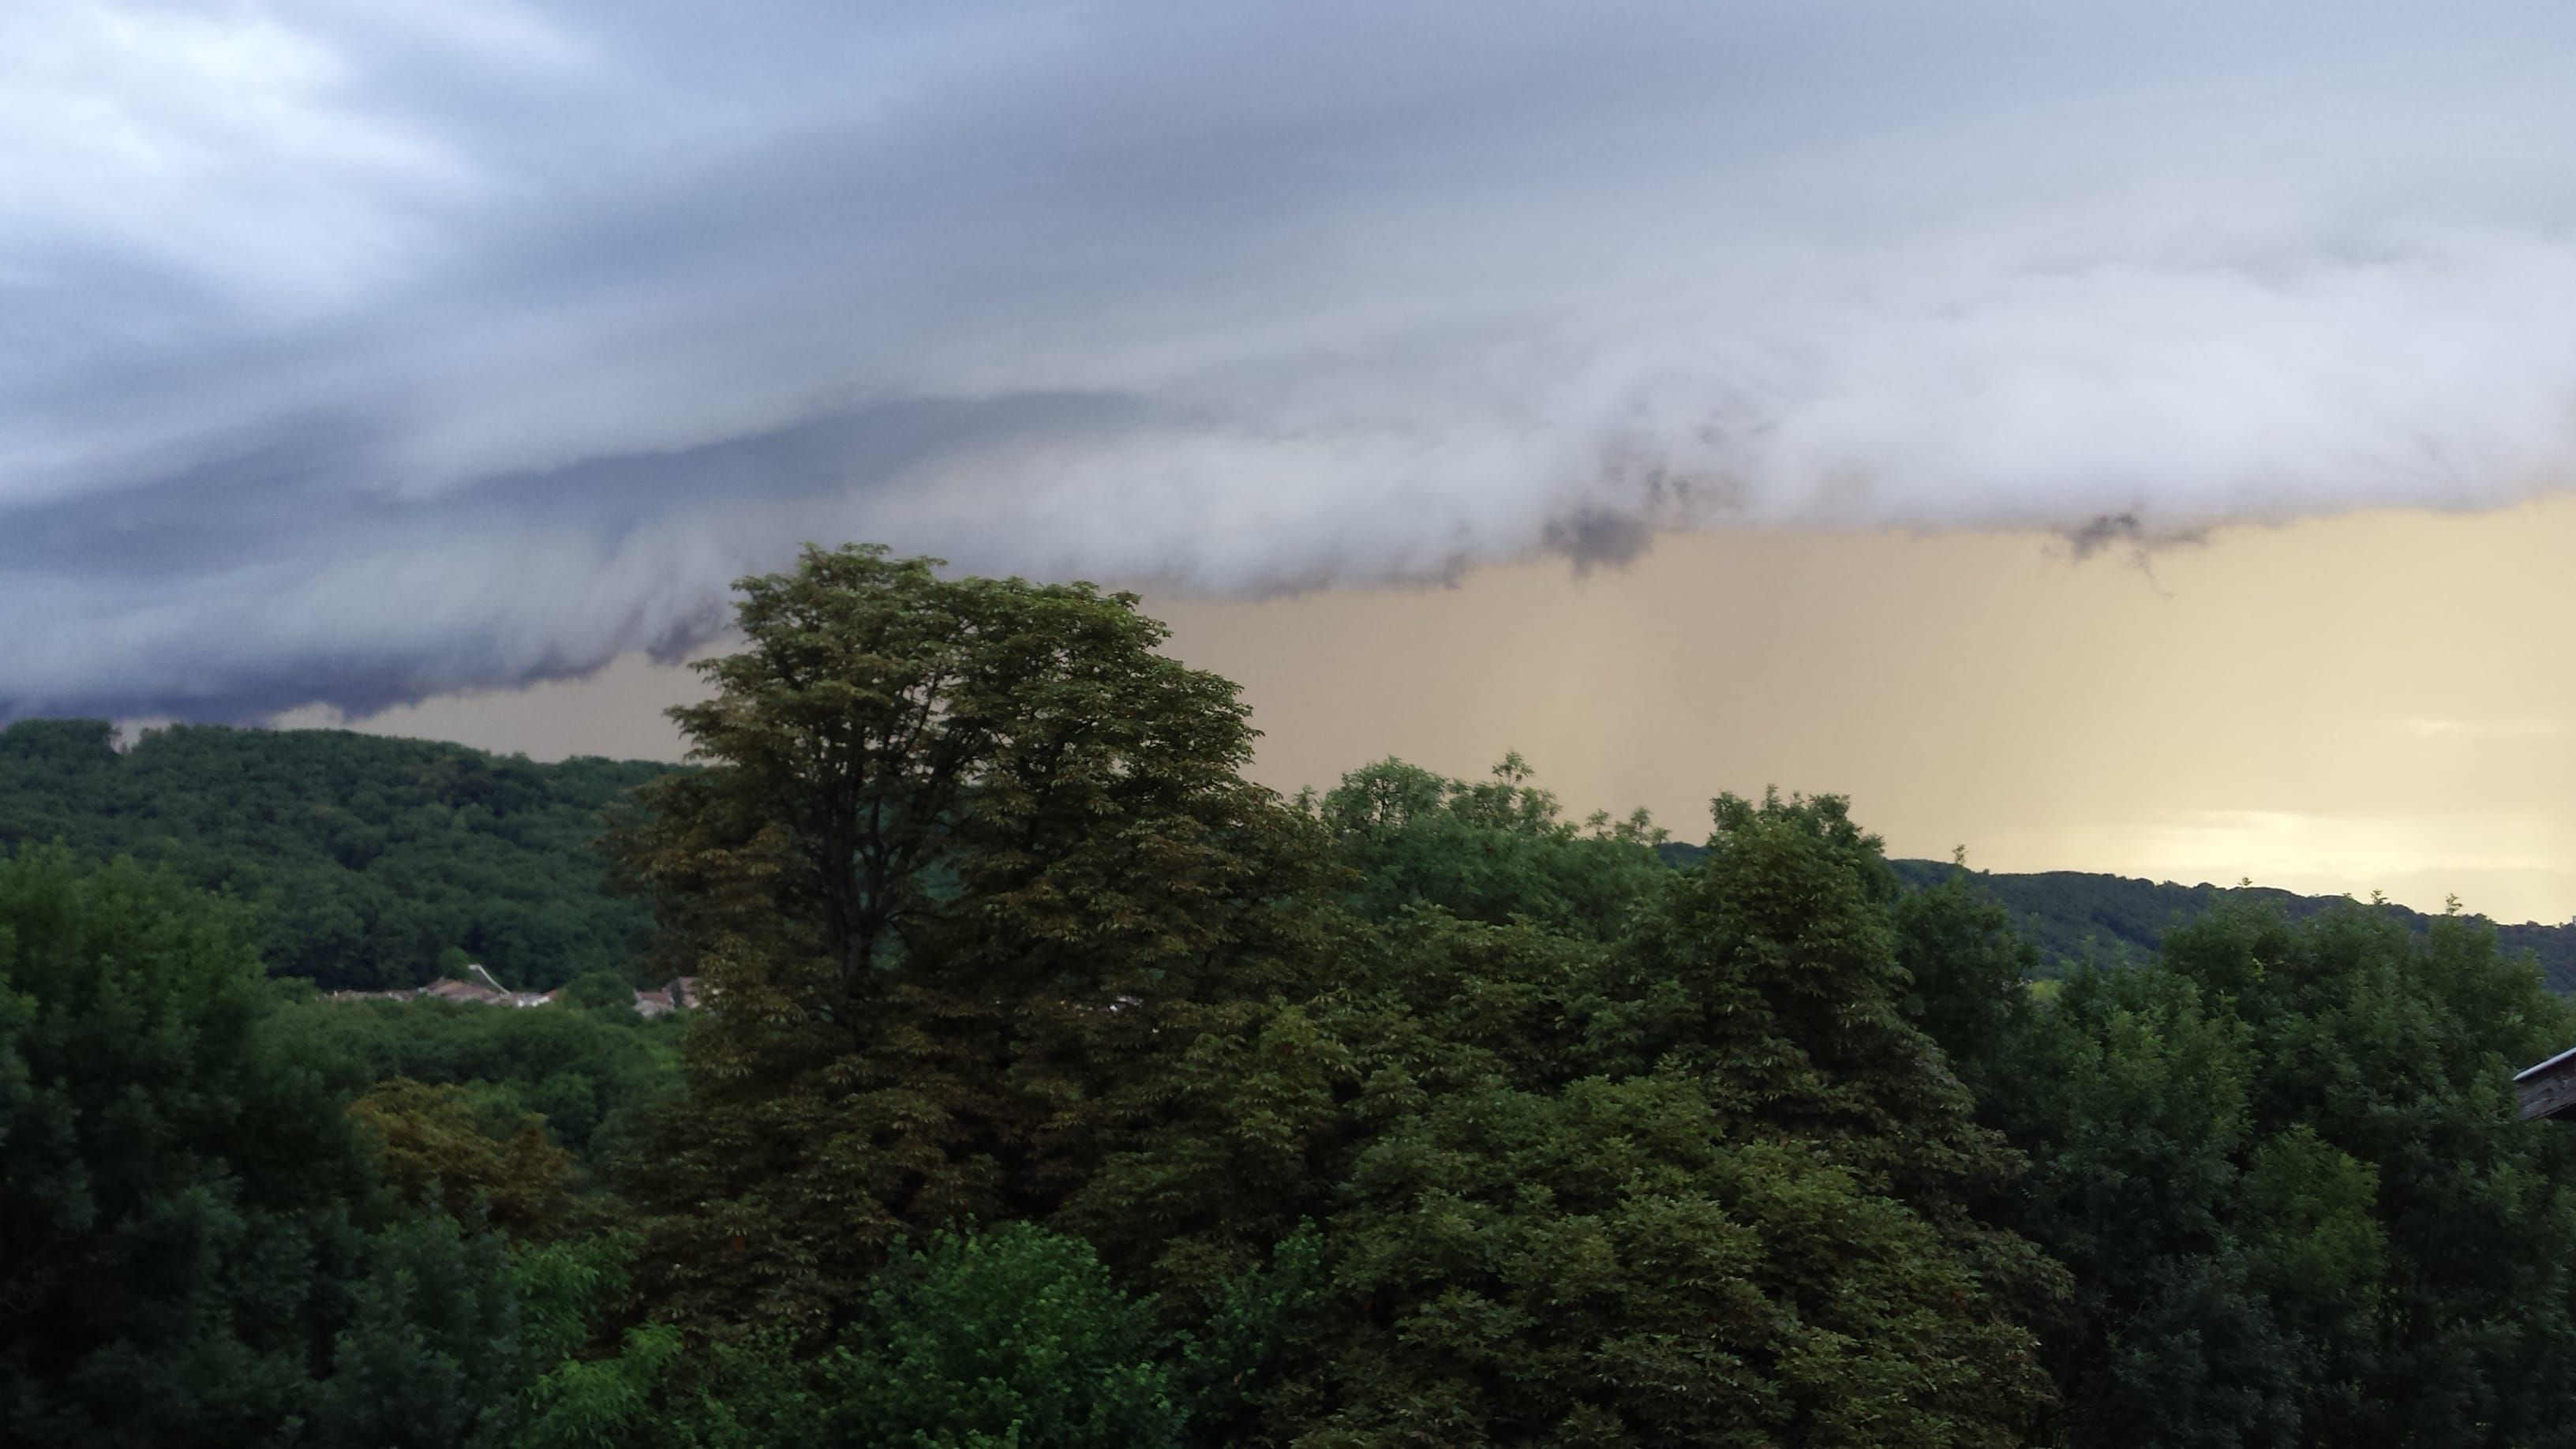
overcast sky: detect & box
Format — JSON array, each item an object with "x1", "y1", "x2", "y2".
[{"x1": 11, "y1": 0, "x2": 2576, "y2": 723}]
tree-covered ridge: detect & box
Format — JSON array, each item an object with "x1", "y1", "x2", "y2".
[
  {"x1": 0, "y1": 718, "x2": 672, "y2": 990},
  {"x1": 1660, "y1": 842, "x2": 2576, "y2": 991}
]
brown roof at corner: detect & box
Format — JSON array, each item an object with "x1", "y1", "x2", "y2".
[{"x1": 2515, "y1": 1046, "x2": 2576, "y2": 1120}]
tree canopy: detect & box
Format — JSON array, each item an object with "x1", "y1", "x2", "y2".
[
  {"x1": 0, "y1": 719, "x2": 665, "y2": 991},
  {"x1": 612, "y1": 544, "x2": 1331, "y2": 1330}
]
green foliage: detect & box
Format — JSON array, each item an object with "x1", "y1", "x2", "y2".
[
  {"x1": 0, "y1": 848, "x2": 665, "y2": 1449},
  {"x1": 1076, "y1": 787, "x2": 2052, "y2": 1446},
  {"x1": 1316, "y1": 1076, "x2": 2035, "y2": 1447},
  {"x1": 1890, "y1": 869, "x2": 2041, "y2": 1100},
  {"x1": 0, "y1": 848, "x2": 377, "y2": 1446},
  {"x1": 311, "y1": 1211, "x2": 530, "y2": 1449},
  {"x1": 612, "y1": 544, "x2": 1332, "y2": 1330},
  {"x1": 1316, "y1": 753, "x2": 1669, "y2": 939},
  {"x1": 821, "y1": 1222, "x2": 1183, "y2": 1449},
  {"x1": 0, "y1": 718, "x2": 668, "y2": 990},
  {"x1": 1988, "y1": 900, "x2": 2576, "y2": 1447},
  {"x1": 508, "y1": 1231, "x2": 828, "y2": 1449},
  {"x1": 512, "y1": 1223, "x2": 1202, "y2": 1449},
  {"x1": 1171, "y1": 1221, "x2": 1327, "y2": 1447},
  {"x1": 561, "y1": 968, "x2": 643, "y2": 1016},
  {"x1": 515, "y1": 1323, "x2": 695, "y2": 1449},
  {"x1": 515, "y1": 1324, "x2": 831, "y2": 1449},
  {"x1": 509, "y1": 1230, "x2": 642, "y2": 1384},
  {"x1": 273, "y1": 992, "x2": 682, "y2": 1159},
  {"x1": 304, "y1": 1218, "x2": 647, "y2": 1449},
  {"x1": 350, "y1": 1078, "x2": 578, "y2": 1237}
]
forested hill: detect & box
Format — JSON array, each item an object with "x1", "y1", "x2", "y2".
[
  {"x1": 17, "y1": 710, "x2": 2573, "y2": 996},
  {"x1": 0, "y1": 718, "x2": 673, "y2": 991},
  {"x1": 1662, "y1": 841, "x2": 2576, "y2": 992}
]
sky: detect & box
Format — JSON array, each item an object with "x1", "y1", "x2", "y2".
[
  {"x1": 284, "y1": 495, "x2": 2576, "y2": 925},
  {"x1": 18, "y1": 2, "x2": 2576, "y2": 914}
]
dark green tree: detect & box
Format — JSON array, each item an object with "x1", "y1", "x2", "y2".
[
  {"x1": 0, "y1": 848, "x2": 377, "y2": 1446},
  {"x1": 1316, "y1": 754, "x2": 1668, "y2": 940},
  {"x1": 273, "y1": 990, "x2": 681, "y2": 1160},
  {"x1": 1891, "y1": 865, "x2": 2042, "y2": 1103},
  {"x1": 821, "y1": 1222, "x2": 1182, "y2": 1448},
  {"x1": 1989, "y1": 899, "x2": 2576, "y2": 1448},
  {"x1": 560, "y1": 968, "x2": 642, "y2": 1017},
  {"x1": 1075, "y1": 783, "x2": 2054, "y2": 1446},
  {"x1": 310, "y1": 1212, "x2": 529, "y2": 1449},
  {"x1": 612, "y1": 545, "x2": 1331, "y2": 1330},
  {"x1": 0, "y1": 848, "x2": 650, "y2": 1447},
  {"x1": 0, "y1": 717, "x2": 668, "y2": 990},
  {"x1": 511, "y1": 1222, "x2": 1222, "y2": 1449}
]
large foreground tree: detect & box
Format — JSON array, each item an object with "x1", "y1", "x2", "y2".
[{"x1": 615, "y1": 545, "x2": 1331, "y2": 1329}]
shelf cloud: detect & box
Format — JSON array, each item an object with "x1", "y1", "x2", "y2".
[{"x1": 8, "y1": 0, "x2": 2576, "y2": 720}]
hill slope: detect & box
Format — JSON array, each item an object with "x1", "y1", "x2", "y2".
[
  {"x1": 0, "y1": 719, "x2": 675, "y2": 990},
  {"x1": 1661, "y1": 841, "x2": 2576, "y2": 991},
  {"x1": 17, "y1": 718, "x2": 2568, "y2": 995}
]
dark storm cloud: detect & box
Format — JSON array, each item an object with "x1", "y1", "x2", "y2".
[{"x1": 9, "y1": 0, "x2": 2576, "y2": 719}]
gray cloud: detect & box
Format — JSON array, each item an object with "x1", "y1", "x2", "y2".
[{"x1": 8, "y1": 0, "x2": 2576, "y2": 719}]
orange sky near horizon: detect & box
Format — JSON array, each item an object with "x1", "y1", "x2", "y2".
[{"x1": 279, "y1": 494, "x2": 2576, "y2": 926}]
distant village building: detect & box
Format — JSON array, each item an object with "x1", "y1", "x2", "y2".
[
  {"x1": 631, "y1": 977, "x2": 705, "y2": 1017},
  {"x1": 417, "y1": 964, "x2": 554, "y2": 1009},
  {"x1": 322, "y1": 965, "x2": 706, "y2": 1017}
]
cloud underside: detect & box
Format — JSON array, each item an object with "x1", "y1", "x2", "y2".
[{"x1": 9, "y1": 0, "x2": 2576, "y2": 720}]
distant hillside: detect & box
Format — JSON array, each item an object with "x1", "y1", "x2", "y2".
[
  {"x1": 1657, "y1": 841, "x2": 2576, "y2": 993},
  {"x1": 21, "y1": 717, "x2": 2570, "y2": 998},
  {"x1": 0, "y1": 719, "x2": 677, "y2": 991}
]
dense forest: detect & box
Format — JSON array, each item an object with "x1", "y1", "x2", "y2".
[
  {"x1": 0, "y1": 719, "x2": 664, "y2": 990},
  {"x1": 1678, "y1": 845, "x2": 2576, "y2": 990},
  {"x1": 9, "y1": 716, "x2": 2569, "y2": 1002},
  {"x1": 1888, "y1": 859, "x2": 2576, "y2": 990},
  {"x1": 8, "y1": 544, "x2": 2576, "y2": 1447}
]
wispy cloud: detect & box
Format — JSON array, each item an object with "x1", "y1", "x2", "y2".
[{"x1": 9, "y1": 1, "x2": 2576, "y2": 719}]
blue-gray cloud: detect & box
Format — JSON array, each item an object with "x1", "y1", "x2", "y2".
[{"x1": 9, "y1": 0, "x2": 2576, "y2": 720}]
